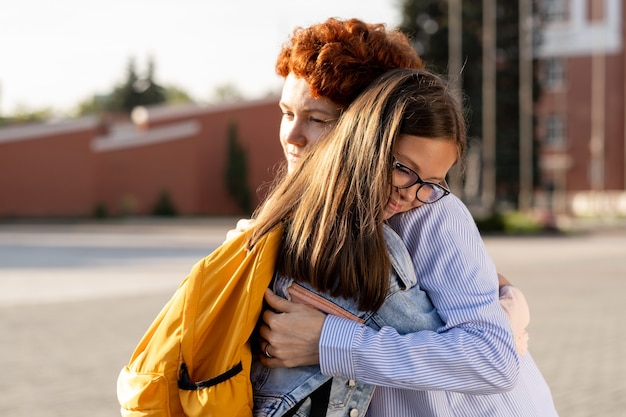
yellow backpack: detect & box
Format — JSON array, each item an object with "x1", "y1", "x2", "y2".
[{"x1": 117, "y1": 225, "x2": 283, "y2": 417}]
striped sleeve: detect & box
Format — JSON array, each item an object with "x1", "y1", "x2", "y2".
[{"x1": 319, "y1": 195, "x2": 520, "y2": 394}]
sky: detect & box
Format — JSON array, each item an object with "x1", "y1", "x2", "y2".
[{"x1": 0, "y1": 0, "x2": 402, "y2": 116}]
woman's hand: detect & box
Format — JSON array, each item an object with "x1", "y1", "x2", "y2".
[
  {"x1": 224, "y1": 218, "x2": 255, "y2": 242},
  {"x1": 258, "y1": 289, "x2": 326, "y2": 368}
]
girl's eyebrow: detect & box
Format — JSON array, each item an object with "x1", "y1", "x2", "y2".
[
  {"x1": 395, "y1": 155, "x2": 446, "y2": 183},
  {"x1": 425, "y1": 174, "x2": 447, "y2": 183}
]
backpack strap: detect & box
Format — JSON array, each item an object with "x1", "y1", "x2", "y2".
[
  {"x1": 178, "y1": 362, "x2": 243, "y2": 390},
  {"x1": 282, "y1": 378, "x2": 333, "y2": 417}
]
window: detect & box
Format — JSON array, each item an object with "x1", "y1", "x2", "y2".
[
  {"x1": 542, "y1": 0, "x2": 567, "y2": 22},
  {"x1": 545, "y1": 114, "x2": 566, "y2": 148},
  {"x1": 544, "y1": 58, "x2": 565, "y2": 89}
]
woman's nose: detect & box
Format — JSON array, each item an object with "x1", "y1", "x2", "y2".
[{"x1": 284, "y1": 122, "x2": 307, "y2": 147}]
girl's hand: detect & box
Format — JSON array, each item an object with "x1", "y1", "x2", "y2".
[
  {"x1": 258, "y1": 289, "x2": 326, "y2": 368},
  {"x1": 499, "y1": 284, "x2": 530, "y2": 355}
]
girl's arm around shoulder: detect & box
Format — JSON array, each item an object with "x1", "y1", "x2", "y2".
[
  {"x1": 346, "y1": 195, "x2": 520, "y2": 393},
  {"x1": 392, "y1": 195, "x2": 531, "y2": 355}
]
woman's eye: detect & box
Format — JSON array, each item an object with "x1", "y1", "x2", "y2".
[{"x1": 309, "y1": 116, "x2": 327, "y2": 124}]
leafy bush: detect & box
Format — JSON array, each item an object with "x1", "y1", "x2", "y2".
[
  {"x1": 475, "y1": 211, "x2": 547, "y2": 235},
  {"x1": 152, "y1": 191, "x2": 178, "y2": 216},
  {"x1": 93, "y1": 202, "x2": 108, "y2": 218}
]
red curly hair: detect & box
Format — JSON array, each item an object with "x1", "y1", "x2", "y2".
[{"x1": 276, "y1": 17, "x2": 423, "y2": 108}]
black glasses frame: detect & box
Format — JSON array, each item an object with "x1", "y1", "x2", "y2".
[{"x1": 392, "y1": 157, "x2": 451, "y2": 204}]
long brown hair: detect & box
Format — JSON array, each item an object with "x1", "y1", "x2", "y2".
[{"x1": 250, "y1": 69, "x2": 466, "y2": 311}]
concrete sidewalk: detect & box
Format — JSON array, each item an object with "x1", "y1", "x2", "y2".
[{"x1": 0, "y1": 218, "x2": 624, "y2": 416}]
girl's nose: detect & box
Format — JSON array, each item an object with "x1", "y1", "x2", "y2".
[{"x1": 396, "y1": 185, "x2": 417, "y2": 202}]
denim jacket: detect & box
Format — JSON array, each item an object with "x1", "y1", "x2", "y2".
[{"x1": 251, "y1": 224, "x2": 444, "y2": 417}]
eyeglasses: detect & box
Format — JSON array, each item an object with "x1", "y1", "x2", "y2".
[{"x1": 392, "y1": 157, "x2": 451, "y2": 204}]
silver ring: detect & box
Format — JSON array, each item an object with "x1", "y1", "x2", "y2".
[{"x1": 264, "y1": 343, "x2": 273, "y2": 358}]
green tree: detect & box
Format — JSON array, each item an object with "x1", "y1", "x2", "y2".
[
  {"x1": 399, "y1": 1, "x2": 483, "y2": 149},
  {"x1": 152, "y1": 190, "x2": 178, "y2": 216},
  {"x1": 0, "y1": 105, "x2": 55, "y2": 126},
  {"x1": 397, "y1": 0, "x2": 541, "y2": 208},
  {"x1": 74, "y1": 85, "x2": 193, "y2": 117},
  {"x1": 210, "y1": 83, "x2": 244, "y2": 103},
  {"x1": 224, "y1": 122, "x2": 252, "y2": 214},
  {"x1": 109, "y1": 56, "x2": 167, "y2": 114},
  {"x1": 74, "y1": 56, "x2": 194, "y2": 117},
  {"x1": 74, "y1": 94, "x2": 112, "y2": 117},
  {"x1": 164, "y1": 85, "x2": 195, "y2": 105}
]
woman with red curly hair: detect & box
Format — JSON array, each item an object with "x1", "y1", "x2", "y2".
[
  {"x1": 227, "y1": 18, "x2": 546, "y2": 416},
  {"x1": 275, "y1": 18, "x2": 423, "y2": 109},
  {"x1": 273, "y1": 17, "x2": 424, "y2": 174}
]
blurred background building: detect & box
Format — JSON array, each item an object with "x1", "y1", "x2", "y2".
[
  {"x1": 0, "y1": 0, "x2": 624, "y2": 220},
  {"x1": 534, "y1": 0, "x2": 625, "y2": 217},
  {"x1": 0, "y1": 99, "x2": 282, "y2": 217}
]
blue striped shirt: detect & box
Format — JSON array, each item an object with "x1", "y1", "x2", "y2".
[{"x1": 319, "y1": 194, "x2": 559, "y2": 416}]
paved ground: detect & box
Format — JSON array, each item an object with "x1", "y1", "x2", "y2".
[{"x1": 0, "y1": 218, "x2": 624, "y2": 417}]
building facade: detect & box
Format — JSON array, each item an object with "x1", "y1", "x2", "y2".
[
  {"x1": 535, "y1": 0, "x2": 626, "y2": 216},
  {"x1": 0, "y1": 98, "x2": 283, "y2": 218},
  {"x1": 3, "y1": 1, "x2": 626, "y2": 219}
]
